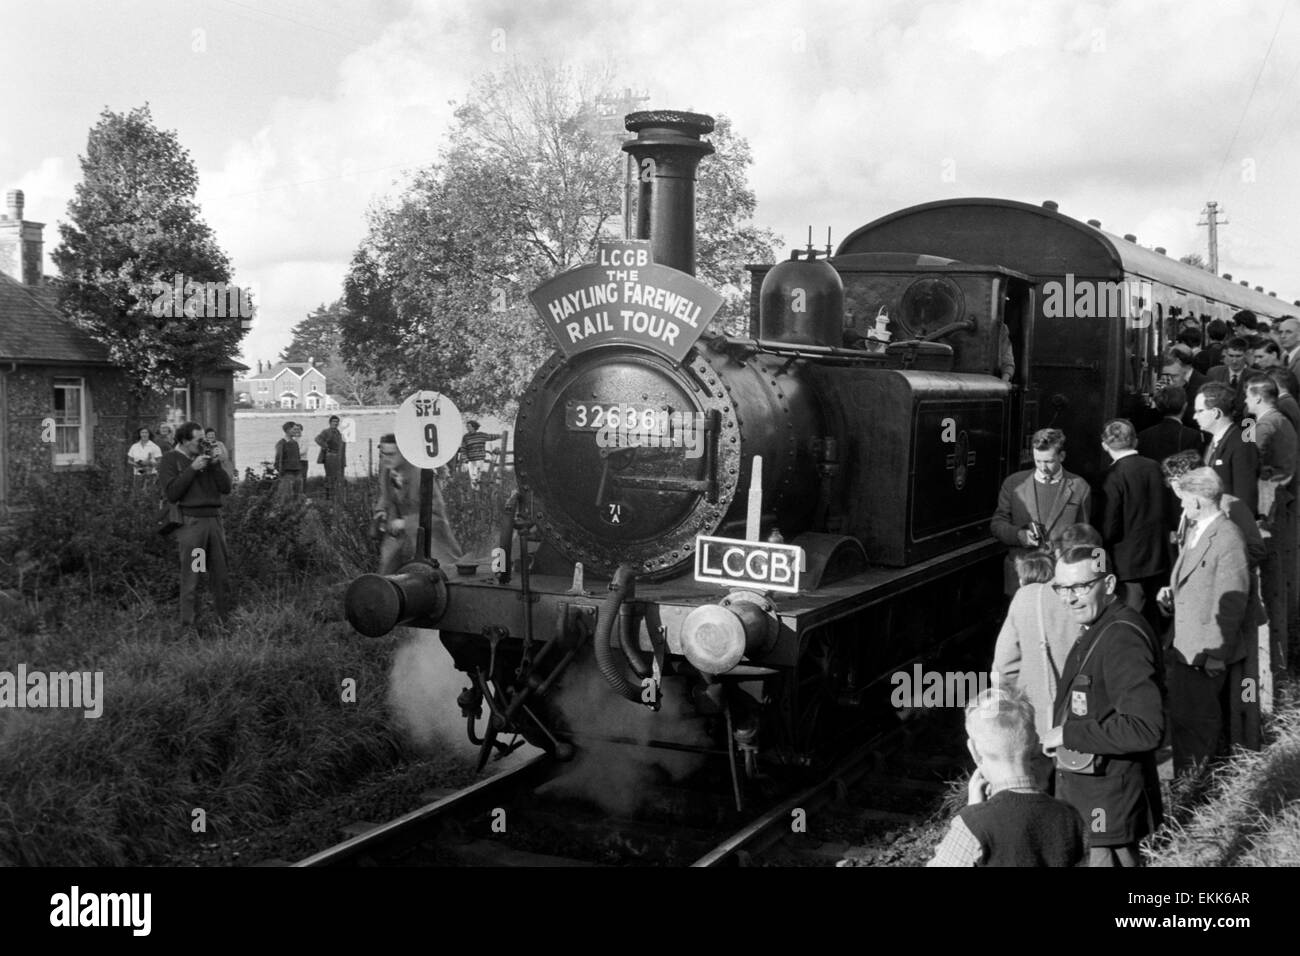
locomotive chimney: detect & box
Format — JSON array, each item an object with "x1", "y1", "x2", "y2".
[{"x1": 622, "y1": 110, "x2": 715, "y2": 275}]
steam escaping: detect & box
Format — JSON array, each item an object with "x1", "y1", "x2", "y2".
[
  {"x1": 536, "y1": 660, "x2": 716, "y2": 816},
  {"x1": 386, "y1": 627, "x2": 538, "y2": 768},
  {"x1": 386, "y1": 628, "x2": 468, "y2": 751}
]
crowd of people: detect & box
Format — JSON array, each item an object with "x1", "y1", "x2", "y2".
[
  {"x1": 932, "y1": 309, "x2": 1300, "y2": 867},
  {"x1": 142, "y1": 412, "x2": 501, "y2": 631}
]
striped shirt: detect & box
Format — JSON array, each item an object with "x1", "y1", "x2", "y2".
[{"x1": 459, "y1": 431, "x2": 500, "y2": 462}]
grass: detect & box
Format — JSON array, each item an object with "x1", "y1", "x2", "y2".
[
  {"x1": 0, "y1": 465, "x2": 509, "y2": 866},
  {"x1": 1145, "y1": 683, "x2": 1300, "y2": 867}
]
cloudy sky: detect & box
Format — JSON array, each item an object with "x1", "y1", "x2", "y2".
[{"x1": 2, "y1": 0, "x2": 1297, "y2": 367}]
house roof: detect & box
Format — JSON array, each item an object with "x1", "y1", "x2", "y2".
[
  {"x1": 0, "y1": 272, "x2": 248, "y2": 373},
  {"x1": 0, "y1": 273, "x2": 112, "y2": 364}
]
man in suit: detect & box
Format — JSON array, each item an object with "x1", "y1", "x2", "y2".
[
  {"x1": 1276, "y1": 315, "x2": 1300, "y2": 380},
  {"x1": 1042, "y1": 546, "x2": 1164, "y2": 867},
  {"x1": 1139, "y1": 387, "x2": 1204, "y2": 549},
  {"x1": 1157, "y1": 469, "x2": 1251, "y2": 776},
  {"x1": 1207, "y1": 336, "x2": 1264, "y2": 421},
  {"x1": 1100, "y1": 419, "x2": 1167, "y2": 626},
  {"x1": 1137, "y1": 386, "x2": 1203, "y2": 462},
  {"x1": 990, "y1": 428, "x2": 1092, "y2": 596},
  {"x1": 1194, "y1": 382, "x2": 1258, "y2": 516},
  {"x1": 1160, "y1": 346, "x2": 1207, "y2": 430}
]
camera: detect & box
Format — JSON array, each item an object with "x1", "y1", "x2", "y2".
[
  {"x1": 1028, "y1": 521, "x2": 1049, "y2": 549},
  {"x1": 198, "y1": 437, "x2": 217, "y2": 456}
]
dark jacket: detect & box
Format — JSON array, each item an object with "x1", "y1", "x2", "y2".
[
  {"x1": 1101, "y1": 453, "x2": 1167, "y2": 580},
  {"x1": 274, "y1": 437, "x2": 301, "y2": 473},
  {"x1": 1193, "y1": 342, "x2": 1223, "y2": 375},
  {"x1": 158, "y1": 449, "x2": 232, "y2": 516},
  {"x1": 1138, "y1": 418, "x2": 1205, "y2": 538},
  {"x1": 1054, "y1": 600, "x2": 1164, "y2": 847},
  {"x1": 1277, "y1": 393, "x2": 1300, "y2": 439},
  {"x1": 1181, "y1": 369, "x2": 1209, "y2": 429},
  {"x1": 1137, "y1": 417, "x2": 1203, "y2": 465},
  {"x1": 1204, "y1": 424, "x2": 1259, "y2": 515},
  {"x1": 990, "y1": 469, "x2": 1092, "y2": 594}
]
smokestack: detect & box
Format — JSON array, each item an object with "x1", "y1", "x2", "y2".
[
  {"x1": 5, "y1": 190, "x2": 23, "y2": 221},
  {"x1": 622, "y1": 110, "x2": 715, "y2": 275}
]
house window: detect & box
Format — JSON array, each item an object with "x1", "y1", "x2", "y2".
[
  {"x1": 280, "y1": 395, "x2": 296, "y2": 409},
  {"x1": 53, "y1": 377, "x2": 88, "y2": 465}
]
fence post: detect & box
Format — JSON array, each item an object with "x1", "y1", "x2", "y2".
[{"x1": 369, "y1": 438, "x2": 374, "y2": 477}]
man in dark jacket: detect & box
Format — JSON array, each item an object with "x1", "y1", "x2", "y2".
[
  {"x1": 990, "y1": 428, "x2": 1092, "y2": 596},
  {"x1": 1100, "y1": 419, "x2": 1167, "y2": 626},
  {"x1": 1160, "y1": 346, "x2": 1207, "y2": 431},
  {"x1": 1194, "y1": 382, "x2": 1258, "y2": 515},
  {"x1": 1207, "y1": 336, "x2": 1264, "y2": 421},
  {"x1": 158, "y1": 421, "x2": 233, "y2": 629},
  {"x1": 1042, "y1": 546, "x2": 1164, "y2": 867}
]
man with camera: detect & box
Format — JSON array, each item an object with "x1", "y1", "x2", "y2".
[
  {"x1": 990, "y1": 428, "x2": 1092, "y2": 595},
  {"x1": 158, "y1": 421, "x2": 233, "y2": 630}
]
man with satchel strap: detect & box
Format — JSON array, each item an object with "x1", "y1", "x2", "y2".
[{"x1": 1040, "y1": 545, "x2": 1165, "y2": 867}]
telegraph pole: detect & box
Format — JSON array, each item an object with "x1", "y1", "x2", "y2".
[
  {"x1": 1198, "y1": 201, "x2": 1229, "y2": 275},
  {"x1": 594, "y1": 87, "x2": 651, "y2": 238}
]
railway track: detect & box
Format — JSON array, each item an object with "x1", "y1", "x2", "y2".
[{"x1": 292, "y1": 701, "x2": 969, "y2": 868}]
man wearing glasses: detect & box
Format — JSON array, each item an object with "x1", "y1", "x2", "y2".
[{"x1": 1040, "y1": 546, "x2": 1164, "y2": 867}]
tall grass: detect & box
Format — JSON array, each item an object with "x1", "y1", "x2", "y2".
[
  {"x1": 1146, "y1": 686, "x2": 1300, "y2": 867},
  {"x1": 0, "y1": 465, "x2": 511, "y2": 865}
]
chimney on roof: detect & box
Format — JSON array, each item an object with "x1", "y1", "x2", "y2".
[
  {"x1": 1123, "y1": 234, "x2": 1137, "y2": 242},
  {"x1": 0, "y1": 187, "x2": 43, "y2": 285},
  {"x1": 1086, "y1": 219, "x2": 1101, "y2": 227},
  {"x1": 1223, "y1": 274, "x2": 1232, "y2": 280},
  {"x1": 308, "y1": 357, "x2": 315, "y2": 367},
  {"x1": 1042, "y1": 200, "x2": 1059, "y2": 212},
  {"x1": 1155, "y1": 247, "x2": 1166, "y2": 255},
  {"x1": 1256, "y1": 286, "x2": 1264, "y2": 292}
]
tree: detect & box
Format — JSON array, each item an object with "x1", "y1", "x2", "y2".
[
  {"x1": 341, "y1": 64, "x2": 778, "y2": 414},
  {"x1": 281, "y1": 300, "x2": 390, "y2": 406},
  {"x1": 52, "y1": 105, "x2": 250, "y2": 397},
  {"x1": 1179, "y1": 252, "x2": 1210, "y2": 271}
]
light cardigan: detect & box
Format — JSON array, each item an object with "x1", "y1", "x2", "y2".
[{"x1": 991, "y1": 582, "x2": 1083, "y2": 738}]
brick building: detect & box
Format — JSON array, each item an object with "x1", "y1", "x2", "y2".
[
  {"x1": 236, "y1": 360, "x2": 331, "y2": 409},
  {"x1": 0, "y1": 188, "x2": 245, "y2": 514}
]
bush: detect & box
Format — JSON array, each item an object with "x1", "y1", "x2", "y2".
[{"x1": 0, "y1": 593, "x2": 409, "y2": 865}]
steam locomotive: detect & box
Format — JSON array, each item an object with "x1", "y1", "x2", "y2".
[{"x1": 345, "y1": 109, "x2": 1296, "y2": 780}]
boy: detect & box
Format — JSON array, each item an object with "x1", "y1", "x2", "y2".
[
  {"x1": 928, "y1": 687, "x2": 1085, "y2": 866},
  {"x1": 274, "y1": 421, "x2": 303, "y2": 498}
]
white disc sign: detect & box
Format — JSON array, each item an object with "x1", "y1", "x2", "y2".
[{"x1": 394, "y1": 391, "x2": 464, "y2": 469}]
